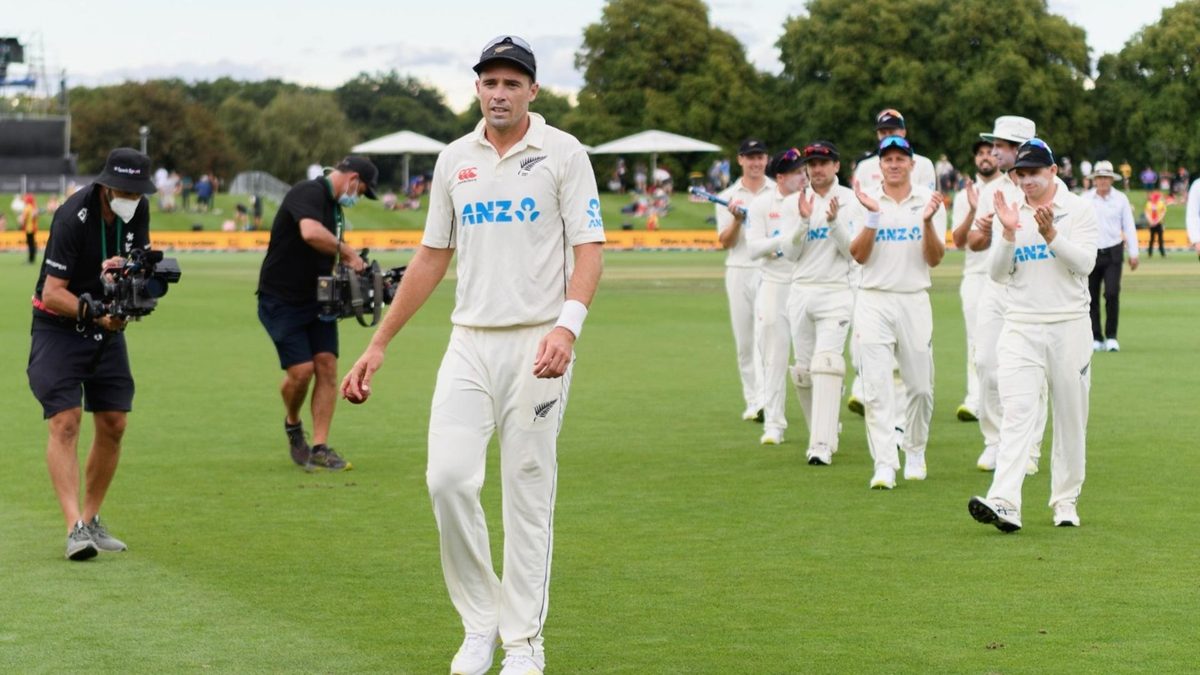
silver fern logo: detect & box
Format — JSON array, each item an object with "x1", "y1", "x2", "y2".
[
  {"x1": 533, "y1": 399, "x2": 557, "y2": 421},
  {"x1": 519, "y1": 155, "x2": 547, "y2": 176}
]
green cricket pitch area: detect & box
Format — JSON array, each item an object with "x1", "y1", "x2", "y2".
[{"x1": 1, "y1": 249, "x2": 1197, "y2": 673}]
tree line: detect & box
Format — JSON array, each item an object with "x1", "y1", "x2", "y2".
[{"x1": 65, "y1": 0, "x2": 1200, "y2": 187}]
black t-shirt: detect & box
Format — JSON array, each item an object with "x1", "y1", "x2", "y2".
[
  {"x1": 257, "y1": 178, "x2": 341, "y2": 303},
  {"x1": 33, "y1": 183, "x2": 151, "y2": 321}
]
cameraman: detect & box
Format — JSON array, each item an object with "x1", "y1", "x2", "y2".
[
  {"x1": 26, "y1": 148, "x2": 155, "y2": 561},
  {"x1": 257, "y1": 156, "x2": 377, "y2": 471}
]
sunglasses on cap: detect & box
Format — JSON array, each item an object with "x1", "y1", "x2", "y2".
[
  {"x1": 804, "y1": 144, "x2": 835, "y2": 157},
  {"x1": 1023, "y1": 138, "x2": 1054, "y2": 160},
  {"x1": 781, "y1": 147, "x2": 803, "y2": 162},
  {"x1": 482, "y1": 35, "x2": 533, "y2": 52},
  {"x1": 878, "y1": 135, "x2": 912, "y2": 152}
]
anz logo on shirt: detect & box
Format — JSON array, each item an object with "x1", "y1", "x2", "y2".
[
  {"x1": 806, "y1": 226, "x2": 830, "y2": 241},
  {"x1": 586, "y1": 198, "x2": 604, "y2": 229},
  {"x1": 461, "y1": 197, "x2": 540, "y2": 226},
  {"x1": 873, "y1": 226, "x2": 922, "y2": 242},
  {"x1": 1012, "y1": 243, "x2": 1056, "y2": 264}
]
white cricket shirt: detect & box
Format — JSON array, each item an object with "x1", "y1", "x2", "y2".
[
  {"x1": 952, "y1": 174, "x2": 1001, "y2": 276},
  {"x1": 717, "y1": 177, "x2": 775, "y2": 268},
  {"x1": 988, "y1": 185, "x2": 1099, "y2": 323},
  {"x1": 853, "y1": 152, "x2": 937, "y2": 195},
  {"x1": 791, "y1": 184, "x2": 861, "y2": 286},
  {"x1": 424, "y1": 113, "x2": 606, "y2": 328},
  {"x1": 859, "y1": 185, "x2": 947, "y2": 292},
  {"x1": 1082, "y1": 187, "x2": 1138, "y2": 258},
  {"x1": 745, "y1": 186, "x2": 802, "y2": 284}
]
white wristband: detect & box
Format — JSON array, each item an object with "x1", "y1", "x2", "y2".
[
  {"x1": 555, "y1": 299, "x2": 588, "y2": 338},
  {"x1": 865, "y1": 211, "x2": 881, "y2": 229}
]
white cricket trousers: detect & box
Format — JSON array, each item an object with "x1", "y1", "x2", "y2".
[
  {"x1": 853, "y1": 289, "x2": 934, "y2": 470},
  {"x1": 987, "y1": 317, "x2": 1091, "y2": 511},
  {"x1": 755, "y1": 278, "x2": 792, "y2": 433},
  {"x1": 788, "y1": 285, "x2": 852, "y2": 430},
  {"x1": 975, "y1": 283, "x2": 1047, "y2": 456},
  {"x1": 959, "y1": 273, "x2": 985, "y2": 411},
  {"x1": 725, "y1": 265, "x2": 762, "y2": 411},
  {"x1": 427, "y1": 322, "x2": 571, "y2": 660}
]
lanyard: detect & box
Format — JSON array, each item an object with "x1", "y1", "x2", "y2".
[
  {"x1": 100, "y1": 215, "x2": 124, "y2": 260},
  {"x1": 324, "y1": 176, "x2": 346, "y2": 273}
]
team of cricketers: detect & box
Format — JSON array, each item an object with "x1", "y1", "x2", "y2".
[{"x1": 718, "y1": 109, "x2": 1100, "y2": 534}]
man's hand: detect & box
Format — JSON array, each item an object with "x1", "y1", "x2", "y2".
[
  {"x1": 1128, "y1": 256, "x2": 1140, "y2": 271},
  {"x1": 533, "y1": 326, "x2": 575, "y2": 379},
  {"x1": 727, "y1": 200, "x2": 745, "y2": 223},
  {"x1": 994, "y1": 192, "x2": 1021, "y2": 240},
  {"x1": 825, "y1": 197, "x2": 840, "y2": 223},
  {"x1": 852, "y1": 179, "x2": 879, "y2": 213},
  {"x1": 975, "y1": 213, "x2": 994, "y2": 238},
  {"x1": 1034, "y1": 205, "x2": 1056, "y2": 243},
  {"x1": 101, "y1": 256, "x2": 126, "y2": 283},
  {"x1": 798, "y1": 193, "x2": 815, "y2": 219},
  {"x1": 923, "y1": 193, "x2": 943, "y2": 222},
  {"x1": 964, "y1": 178, "x2": 978, "y2": 210},
  {"x1": 341, "y1": 344, "x2": 385, "y2": 404},
  {"x1": 342, "y1": 247, "x2": 366, "y2": 273},
  {"x1": 96, "y1": 316, "x2": 126, "y2": 332}
]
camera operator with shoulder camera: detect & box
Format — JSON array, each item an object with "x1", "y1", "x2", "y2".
[
  {"x1": 257, "y1": 156, "x2": 377, "y2": 472},
  {"x1": 27, "y1": 147, "x2": 155, "y2": 561}
]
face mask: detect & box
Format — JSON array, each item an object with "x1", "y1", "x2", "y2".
[
  {"x1": 110, "y1": 195, "x2": 139, "y2": 222},
  {"x1": 338, "y1": 179, "x2": 359, "y2": 208}
]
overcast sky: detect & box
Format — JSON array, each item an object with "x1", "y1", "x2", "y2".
[{"x1": 2, "y1": 0, "x2": 1180, "y2": 113}]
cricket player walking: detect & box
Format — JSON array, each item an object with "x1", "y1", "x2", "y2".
[
  {"x1": 341, "y1": 35, "x2": 604, "y2": 675},
  {"x1": 850, "y1": 135, "x2": 946, "y2": 489},
  {"x1": 788, "y1": 141, "x2": 862, "y2": 465},
  {"x1": 969, "y1": 138, "x2": 1098, "y2": 533},
  {"x1": 745, "y1": 148, "x2": 808, "y2": 445},
  {"x1": 716, "y1": 139, "x2": 774, "y2": 423}
]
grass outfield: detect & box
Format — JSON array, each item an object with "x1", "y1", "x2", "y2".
[
  {"x1": 1, "y1": 250, "x2": 1198, "y2": 672},
  {"x1": 8, "y1": 186, "x2": 1193, "y2": 233}
]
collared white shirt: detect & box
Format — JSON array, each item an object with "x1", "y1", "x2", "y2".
[
  {"x1": 988, "y1": 184, "x2": 1099, "y2": 323},
  {"x1": 859, "y1": 185, "x2": 946, "y2": 293},
  {"x1": 1083, "y1": 187, "x2": 1138, "y2": 258},
  {"x1": 424, "y1": 112, "x2": 606, "y2": 328},
  {"x1": 791, "y1": 183, "x2": 861, "y2": 287},
  {"x1": 853, "y1": 152, "x2": 937, "y2": 195},
  {"x1": 745, "y1": 186, "x2": 802, "y2": 284},
  {"x1": 1188, "y1": 178, "x2": 1200, "y2": 244},
  {"x1": 716, "y1": 176, "x2": 775, "y2": 268}
]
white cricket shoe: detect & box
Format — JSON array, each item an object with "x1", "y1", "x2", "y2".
[
  {"x1": 450, "y1": 628, "x2": 499, "y2": 675},
  {"x1": 1025, "y1": 458, "x2": 1039, "y2": 476},
  {"x1": 1053, "y1": 502, "x2": 1080, "y2": 527},
  {"x1": 1092, "y1": 340, "x2": 1103, "y2": 352},
  {"x1": 968, "y1": 496, "x2": 1022, "y2": 533},
  {"x1": 806, "y1": 443, "x2": 832, "y2": 466},
  {"x1": 760, "y1": 428, "x2": 783, "y2": 445},
  {"x1": 869, "y1": 466, "x2": 896, "y2": 490},
  {"x1": 1105, "y1": 338, "x2": 1120, "y2": 352},
  {"x1": 976, "y1": 445, "x2": 998, "y2": 471},
  {"x1": 499, "y1": 654, "x2": 544, "y2": 675},
  {"x1": 903, "y1": 450, "x2": 927, "y2": 480},
  {"x1": 741, "y1": 406, "x2": 763, "y2": 422}
]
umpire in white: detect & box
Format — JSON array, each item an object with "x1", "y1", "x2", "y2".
[
  {"x1": 341, "y1": 36, "x2": 604, "y2": 675},
  {"x1": 969, "y1": 139, "x2": 1098, "y2": 533}
]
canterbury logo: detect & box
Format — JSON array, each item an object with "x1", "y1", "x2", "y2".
[
  {"x1": 519, "y1": 155, "x2": 547, "y2": 175},
  {"x1": 533, "y1": 399, "x2": 558, "y2": 420}
]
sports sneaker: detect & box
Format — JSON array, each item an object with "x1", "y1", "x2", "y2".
[
  {"x1": 760, "y1": 428, "x2": 783, "y2": 445},
  {"x1": 1105, "y1": 338, "x2": 1120, "y2": 352},
  {"x1": 1025, "y1": 458, "x2": 1039, "y2": 476},
  {"x1": 741, "y1": 406, "x2": 764, "y2": 422},
  {"x1": 285, "y1": 418, "x2": 310, "y2": 466},
  {"x1": 903, "y1": 450, "x2": 927, "y2": 480},
  {"x1": 305, "y1": 444, "x2": 352, "y2": 472},
  {"x1": 869, "y1": 466, "x2": 896, "y2": 490},
  {"x1": 450, "y1": 628, "x2": 499, "y2": 675},
  {"x1": 847, "y1": 396, "x2": 865, "y2": 417},
  {"x1": 499, "y1": 654, "x2": 544, "y2": 675},
  {"x1": 806, "y1": 443, "x2": 832, "y2": 466},
  {"x1": 86, "y1": 515, "x2": 127, "y2": 552},
  {"x1": 1092, "y1": 340, "x2": 1103, "y2": 352},
  {"x1": 956, "y1": 404, "x2": 978, "y2": 422},
  {"x1": 1053, "y1": 502, "x2": 1080, "y2": 527},
  {"x1": 65, "y1": 521, "x2": 98, "y2": 561},
  {"x1": 968, "y1": 496, "x2": 1022, "y2": 533},
  {"x1": 976, "y1": 445, "x2": 998, "y2": 471}
]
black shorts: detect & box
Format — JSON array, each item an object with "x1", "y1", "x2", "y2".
[
  {"x1": 257, "y1": 292, "x2": 338, "y2": 369},
  {"x1": 27, "y1": 321, "x2": 134, "y2": 419}
]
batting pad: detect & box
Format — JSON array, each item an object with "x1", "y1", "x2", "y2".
[
  {"x1": 790, "y1": 363, "x2": 813, "y2": 429},
  {"x1": 809, "y1": 351, "x2": 846, "y2": 452}
]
